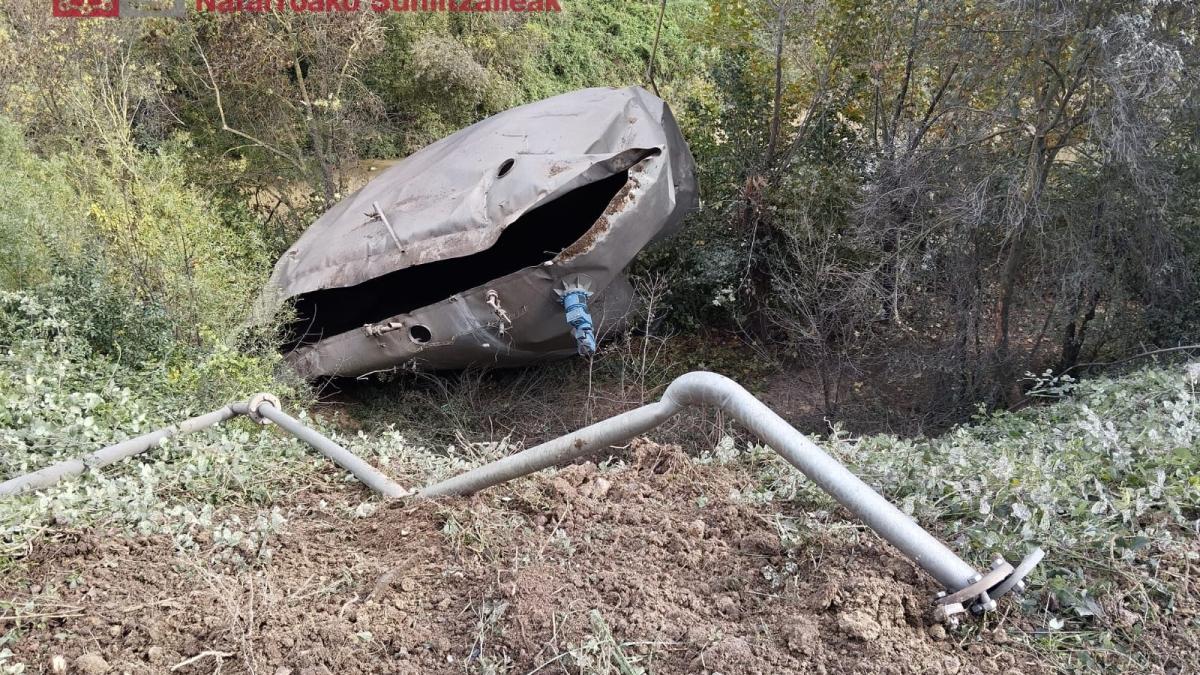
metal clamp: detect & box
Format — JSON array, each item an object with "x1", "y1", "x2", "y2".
[
  {"x1": 986, "y1": 547, "x2": 1044, "y2": 601},
  {"x1": 245, "y1": 393, "x2": 281, "y2": 425},
  {"x1": 931, "y1": 548, "x2": 1045, "y2": 622},
  {"x1": 937, "y1": 561, "x2": 1012, "y2": 607}
]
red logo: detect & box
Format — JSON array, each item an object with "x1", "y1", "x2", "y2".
[{"x1": 52, "y1": 0, "x2": 120, "y2": 17}]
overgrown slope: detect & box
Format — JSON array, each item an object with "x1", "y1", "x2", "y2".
[{"x1": 1, "y1": 286, "x2": 1197, "y2": 671}]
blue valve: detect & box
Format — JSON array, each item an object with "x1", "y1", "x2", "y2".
[{"x1": 561, "y1": 288, "x2": 597, "y2": 356}]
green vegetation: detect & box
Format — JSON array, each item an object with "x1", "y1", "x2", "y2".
[{"x1": 1, "y1": 280, "x2": 1195, "y2": 670}]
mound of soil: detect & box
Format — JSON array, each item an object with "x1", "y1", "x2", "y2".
[{"x1": 3, "y1": 442, "x2": 1042, "y2": 674}]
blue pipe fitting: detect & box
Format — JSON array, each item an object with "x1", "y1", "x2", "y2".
[{"x1": 561, "y1": 289, "x2": 597, "y2": 356}]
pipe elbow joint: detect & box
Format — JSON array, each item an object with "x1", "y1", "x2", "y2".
[{"x1": 662, "y1": 371, "x2": 744, "y2": 411}]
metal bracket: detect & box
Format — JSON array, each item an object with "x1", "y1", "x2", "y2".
[
  {"x1": 930, "y1": 547, "x2": 1045, "y2": 621},
  {"x1": 937, "y1": 561, "x2": 1012, "y2": 607},
  {"x1": 932, "y1": 599, "x2": 968, "y2": 627},
  {"x1": 554, "y1": 274, "x2": 594, "y2": 298},
  {"x1": 485, "y1": 289, "x2": 513, "y2": 334},
  {"x1": 987, "y1": 547, "x2": 1045, "y2": 601},
  {"x1": 369, "y1": 201, "x2": 405, "y2": 253},
  {"x1": 364, "y1": 321, "x2": 406, "y2": 337}
]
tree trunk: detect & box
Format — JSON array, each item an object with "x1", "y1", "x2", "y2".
[
  {"x1": 765, "y1": 2, "x2": 788, "y2": 167},
  {"x1": 1056, "y1": 289, "x2": 1101, "y2": 374},
  {"x1": 293, "y1": 58, "x2": 337, "y2": 209}
]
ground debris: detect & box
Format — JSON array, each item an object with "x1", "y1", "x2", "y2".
[{"x1": 3, "y1": 443, "x2": 1046, "y2": 674}]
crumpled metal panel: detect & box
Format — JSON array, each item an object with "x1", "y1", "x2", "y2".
[{"x1": 267, "y1": 86, "x2": 698, "y2": 377}]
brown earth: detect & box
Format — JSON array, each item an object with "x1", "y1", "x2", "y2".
[{"x1": 2, "y1": 442, "x2": 1045, "y2": 675}]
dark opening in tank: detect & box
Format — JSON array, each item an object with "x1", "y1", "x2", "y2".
[{"x1": 285, "y1": 169, "x2": 630, "y2": 350}]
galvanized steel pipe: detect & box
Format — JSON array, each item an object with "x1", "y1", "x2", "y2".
[
  {"x1": 666, "y1": 372, "x2": 980, "y2": 592},
  {"x1": 418, "y1": 401, "x2": 678, "y2": 498},
  {"x1": 0, "y1": 405, "x2": 243, "y2": 498},
  {"x1": 0, "y1": 396, "x2": 407, "y2": 500},
  {"x1": 419, "y1": 371, "x2": 982, "y2": 593},
  {"x1": 253, "y1": 403, "x2": 409, "y2": 498},
  {"x1": 2, "y1": 374, "x2": 1011, "y2": 601}
]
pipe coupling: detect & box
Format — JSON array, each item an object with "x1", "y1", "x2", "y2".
[{"x1": 245, "y1": 393, "x2": 281, "y2": 425}]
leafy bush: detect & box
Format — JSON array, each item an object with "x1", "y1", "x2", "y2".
[
  {"x1": 71, "y1": 135, "x2": 272, "y2": 344},
  {"x1": 0, "y1": 120, "x2": 70, "y2": 291},
  {"x1": 0, "y1": 116, "x2": 272, "y2": 354},
  {"x1": 0, "y1": 290, "x2": 296, "y2": 567},
  {"x1": 360, "y1": 1, "x2": 711, "y2": 158}
]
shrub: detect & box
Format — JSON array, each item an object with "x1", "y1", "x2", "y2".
[{"x1": 0, "y1": 290, "x2": 295, "y2": 570}]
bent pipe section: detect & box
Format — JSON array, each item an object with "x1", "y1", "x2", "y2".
[
  {"x1": 0, "y1": 398, "x2": 407, "y2": 501},
  {"x1": 419, "y1": 371, "x2": 981, "y2": 593},
  {"x1": 253, "y1": 404, "x2": 409, "y2": 499},
  {"x1": 2, "y1": 375, "x2": 984, "y2": 595}
]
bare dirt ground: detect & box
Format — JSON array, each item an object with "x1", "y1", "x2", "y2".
[{"x1": 3, "y1": 442, "x2": 1046, "y2": 674}]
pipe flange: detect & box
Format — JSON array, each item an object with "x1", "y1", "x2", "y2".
[
  {"x1": 987, "y1": 547, "x2": 1044, "y2": 601},
  {"x1": 935, "y1": 561, "x2": 1013, "y2": 608},
  {"x1": 246, "y1": 393, "x2": 281, "y2": 425},
  {"x1": 554, "y1": 274, "x2": 594, "y2": 297}
]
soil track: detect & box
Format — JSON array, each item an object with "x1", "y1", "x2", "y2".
[{"x1": 4, "y1": 442, "x2": 1044, "y2": 674}]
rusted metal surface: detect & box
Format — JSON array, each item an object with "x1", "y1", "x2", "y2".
[{"x1": 266, "y1": 86, "x2": 698, "y2": 377}]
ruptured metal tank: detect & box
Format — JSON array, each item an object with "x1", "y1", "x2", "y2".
[{"x1": 267, "y1": 86, "x2": 698, "y2": 378}]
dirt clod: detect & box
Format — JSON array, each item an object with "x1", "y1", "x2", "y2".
[
  {"x1": 838, "y1": 609, "x2": 883, "y2": 641},
  {"x1": 702, "y1": 635, "x2": 754, "y2": 670},
  {"x1": 783, "y1": 617, "x2": 820, "y2": 656},
  {"x1": 73, "y1": 653, "x2": 109, "y2": 674}
]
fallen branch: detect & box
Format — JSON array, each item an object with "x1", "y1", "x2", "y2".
[
  {"x1": 0, "y1": 609, "x2": 86, "y2": 625},
  {"x1": 1066, "y1": 344, "x2": 1200, "y2": 374},
  {"x1": 170, "y1": 650, "x2": 233, "y2": 671}
]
